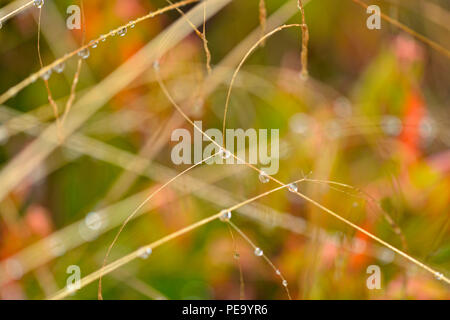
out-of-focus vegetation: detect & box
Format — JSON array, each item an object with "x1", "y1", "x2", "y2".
[{"x1": 0, "y1": 0, "x2": 449, "y2": 300}]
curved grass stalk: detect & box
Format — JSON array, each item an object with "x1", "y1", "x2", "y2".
[
  {"x1": 156, "y1": 68, "x2": 450, "y2": 285},
  {"x1": 221, "y1": 24, "x2": 303, "y2": 145},
  {"x1": 51, "y1": 212, "x2": 223, "y2": 300},
  {"x1": 52, "y1": 179, "x2": 306, "y2": 300},
  {"x1": 97, "y1": 152, "x2": 221, "y2": 299},
  {"x1": 258, "y1": 0, "x2": 267, "y2": 46},
  {"x1": 2, "y1": 99, "x2": 440, "y2": 288},
  {"x1": 227, "y1": 220, "x2": 292, "y2": 300},
  {"x1": 0, "y1": 0, "x2": 200, "y2": 105},
  {"x1": 166, "y1": 0, "x2": 212, "y2": 74}
]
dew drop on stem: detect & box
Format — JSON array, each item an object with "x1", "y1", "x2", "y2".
[
  {"x1": 78, "y1": 48, "x2": 90, "y2": 59},
  {"x1": 34, "y1": 0, "x2": 44, "y2": 9},
  {"x1": 259, "y1": 171, "x2": 270, "y2": 184},
  {"x1": 254, "y1": 247, "x2": 263, "y2": 257},
  {"x1": 288, "y1": 183, "x2": 298, "y2": 193}
]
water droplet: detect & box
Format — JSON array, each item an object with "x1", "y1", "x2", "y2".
[
  {"x1": 233, "y1": 252, "x2": 240, "y2": 260},
  {"x1": 282, "y1": 280, "x2": 288, "y2": 287},
  {"x1": 89, "y1": 40, "x2": 98, "y2": 48},
  {"x1": 129, "y1": 21, "x2": 136, "y2": 28},
  {"x1": 101, "y1": 35, "x2": 107, "y2": 42},
  {"x1": 53, "y1": 62, "x2": 65, "y2": 73},
  {"x1": 219, "y1": 210, "x2": 232, "y2": 222},
  {"x1": 78, "y1": 48, "x2": 90, "y2": 59},
  {"x1": 288, "y1": 183, "x2": 298, "y2": 193},
  {"x1": 258, "y1": 171, "x2": 270, "y2": 184},
  {"x1": 34, "y1": 0, "x2": 44, "y2": 9},
  {"x1": 139, "y1": 247, "x2": 152, "y2": 259},
  {"x1": 118, "y1": 27, "x2": 127, "y2": 37},
  {"x1": 435, "y1": 272, "x2": 444, "y2": 281},
  {"x1": 254, "y1": 247, "x2": 263, "y2": 257},
  {"x1": 220, "y1": 148, "x2": 231, "y2": 159},
  {"x1": 41, "y1": 69, "x2": 52, "y2": 81},
  {"x1": 275, "y1": 269, "x2": 281, "y2": 275}
]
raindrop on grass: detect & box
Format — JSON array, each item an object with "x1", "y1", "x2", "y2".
[
  {"x1": 254, "y1": 247, "x2": 263, "y2": 257},
  {"x1": 220, "y1": 148, "x2": 231, "y2": 160},
  {"x1": 219, "y1": 210, "x2": 232, "y2": 222},
  {"x1": 34, "y1": 0, "x2": 44, "y2": 9},
  {"x1": 288, "y1": 183, "x2": 298, "y2": 193},
  {"x1": 89, "y1": 40, "x2": 98, "y2": 49},
  {"x1": 78, "y1": 48, "x2": 90, "y2": 59},
  {"x1": 53, "y1": 62, "x2": 65, "y2": 73},
  {"x1": 118, "y1": 27, "x2": 127, "y2": 37},
  {"x1": 381, "y1": 115, "x2": 402, "y2": 137},
  {"x1": 258, "y1": 171, "x2": 270, "y2": 184},
  {"x1": 139, "y1": 247, "x2": 152, "y2": 259}
]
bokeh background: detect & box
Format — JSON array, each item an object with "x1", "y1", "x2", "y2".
[{"x1": 0, "y1": 0, "x2": 449, "y2": 299}]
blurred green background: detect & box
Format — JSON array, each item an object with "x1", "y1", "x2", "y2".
[{"x1": 0, "y1": 0, "x2": 449, "y2": 299}]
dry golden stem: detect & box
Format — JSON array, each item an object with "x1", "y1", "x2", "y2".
[
  {"x1": 97, "y1": 152, "x2": 220, "y2": 299},
  {"x1": 221, "y1": 24, "x2": 303, "y2": 145},
  {"x1": 61, "y1": 0, "x2": 85, "y2": 129},
  {"x1": 228, "y1": 220, "x2": 292, "y2": 300},
  {"x1": 259, "y1": 0, "x2": 267, "y2": 46},
  {"x1": 297, "y1": 0, "x2": 309, "y2": 78},
  {"x1": 37, "y1": 8, "x2": 62, "y2": 141}
]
